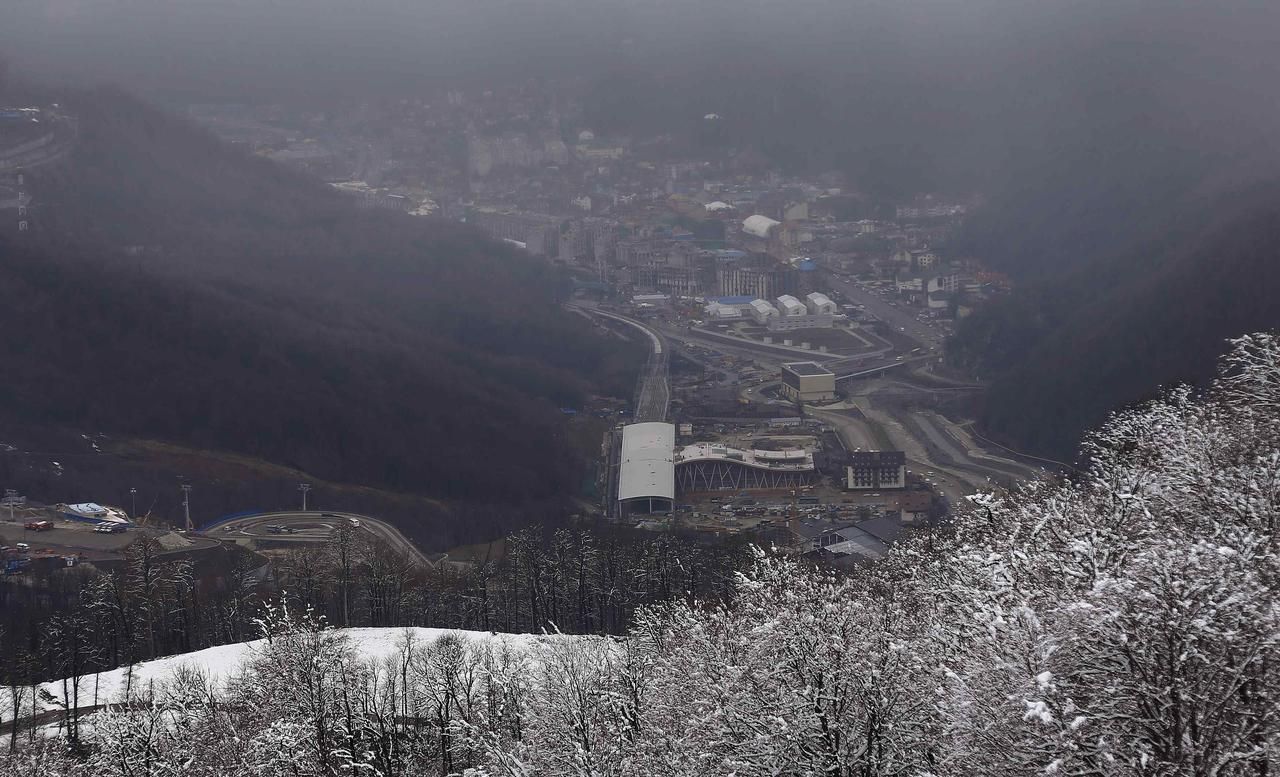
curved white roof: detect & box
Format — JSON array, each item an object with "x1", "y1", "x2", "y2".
[
  {"x1": 618, "y1": 423, "x2": 675, "y2": 502},
  {"x1": 750, "y1": 299, "x2": 778, "y2": 316},
  {"x1": 742, "y1": 214, "x2": 780, "y2": 239},
  {"x1": 675, "y1": 443, "x2": 814, "y2": 472},
  {"x1": 705, "y1": 200, "x2": 733, "y2": 211}
]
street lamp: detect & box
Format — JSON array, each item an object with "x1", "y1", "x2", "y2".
[
  {"x1": 129, "y1": 487, "x2": 137, "y2": 521},
  {"x1": 298, "y1": 482, "x2": 312, "y2": 512}
]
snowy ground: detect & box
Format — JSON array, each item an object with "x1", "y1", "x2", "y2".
[{"x1": 2, "y1": 627, "x2": 555, "y2": 726}]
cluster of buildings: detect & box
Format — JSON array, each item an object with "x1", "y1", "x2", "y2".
[
  {"x1": 613, "y1": 420, "x2": 930, "y2": 564},
  {"x1": 704, "y1": 292, "x2": 838, "y2": 331},
  {"x1": 185, "y1": 86, "x2": 1005, "y2": 320},
  {"x1": 616, "y1": 421, "x2": 915, "y2": 512}
]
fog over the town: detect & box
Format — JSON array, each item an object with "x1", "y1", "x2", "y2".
[
  {"x1": 4, "y1": 2, "x2": 1280, "y2": 774},
  {"x1": 5, "y1": 0, "x2": 1280, "y2": 185}
]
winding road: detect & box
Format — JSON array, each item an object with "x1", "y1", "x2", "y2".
[{"x1": 205, "y1": 511, "x2": 436, "y2": 568}]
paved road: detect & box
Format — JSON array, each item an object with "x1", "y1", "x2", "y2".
[
  {"x1": 567, "y1": 289, "x2": 1041, "y2": 510},
  {"x1": 809, "y1": 406, "x2": 974, "y2": 506},
  {"x1": 208, "y1": 511, "x2": 436, "y2": 568},
  {"x1": 827, "y1": 275, "x2": 947, "y2": 351}
]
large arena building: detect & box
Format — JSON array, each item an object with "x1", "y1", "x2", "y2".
[{"x1": 617, "y1": 422, "x2": 676, "y2": 515}]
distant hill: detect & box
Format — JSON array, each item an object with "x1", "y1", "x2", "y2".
[
  {"x1": 0, "y1": 88, "x2": 641, "y2": 548},
  {"x1": 950, "y1": 179, "x2": 1280, "y2": 460}
]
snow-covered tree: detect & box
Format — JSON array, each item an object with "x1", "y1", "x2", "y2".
[{"x1": 4, "y1": 333, "x2": 1277, "y2": 777}]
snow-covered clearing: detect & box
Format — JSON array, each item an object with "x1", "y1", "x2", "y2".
[{"x1": 2, "y1": 627, "x2": 559, "y2": 725}]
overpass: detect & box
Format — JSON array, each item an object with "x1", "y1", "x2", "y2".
[{"x1": 833, "y1": 355, "x2": 936, "y2": 381}]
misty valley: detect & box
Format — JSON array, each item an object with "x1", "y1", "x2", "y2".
[{"x1": 0, "y1": 2, "x2": 1278, "y2": 774}]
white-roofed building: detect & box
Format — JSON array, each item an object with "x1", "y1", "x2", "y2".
[
  {"x1": 705, "y1": 200, "x2": 734, "y2": 212},
  {"x1": 742, "y1": 214, "x2": 781, "y2": 239},
  {"x1": 749, "y1": 298, "x2": 779, "y2": 325},
  {"x1": 62, "y1": 502, "x2": 131, "y2": 523},
  {"x1": 705, "y1": 301, "x2": 744, "y2": 319},
  {"x1": 617, "y1": 422, "x2": 675, "y2": 515},
  {"x1": 775, "y1": 294, "x2": 806, "y2": 317},
  {"x1": 805, "y1": 292, "x2": 836, "y2": 315},
  {"x1": 66, "y1": 502, "x2": 106, "y2": 518}
]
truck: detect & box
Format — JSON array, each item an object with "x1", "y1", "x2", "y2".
[{"x1": 23, "y1": 520, "x2": 53, "y2": 532}]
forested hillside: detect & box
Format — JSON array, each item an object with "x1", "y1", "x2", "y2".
[
  {"x1": 4, "y1": 334, "x2": 1276, "y2": 775},
  {"x1": 0, "y1": 87, "x2": 641, "y2": 545},
  {"x1": 950, "y1": 179, "x2": 1280, "y2": 459}
]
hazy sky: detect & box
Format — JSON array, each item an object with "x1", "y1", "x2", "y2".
[{"x1": 4, "y1": 0, "x2": 1278, "y2": 190}]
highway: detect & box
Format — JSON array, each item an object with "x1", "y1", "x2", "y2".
[
  {"x1": 571, "y1": 284, "x2": 1050, "y2": 511},
  {"x1": 673, "y1": 291, "x2": 1048, "y2": 495},
  {"x1": 207, "y1": 510, "x2": 436, "y2": 568},
  {"x1": 809, "y1": 406, "x2": 976, "y2": 506},
  {"x1": 827, "y1": 274, "x2": 947, "y2": 350}
]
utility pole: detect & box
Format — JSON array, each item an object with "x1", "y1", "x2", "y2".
[
  {"x1": 4, "y1": 489, "x2": 16, "y2": 522},
  {"x1": 298, "y1": 482, "x2": 311, "y2": 512},
  {"x1": 129, "y1": 487, "x2": 137, "y2": 521},
  {"x1": 180, "y1": 484, "x2": 192, "y2": 531}
]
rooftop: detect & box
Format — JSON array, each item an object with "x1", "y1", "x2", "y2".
[
  {"x1": 618, "y1": 423, "x2": 676, "y2": 502},
  {"x1": 676, "y1": 442, "x2": 814, "y2": 472},
  {"x1": 782, "y1": 361, "x2": 835, "y2": 378},
  {"x1": 743, "y1": 214, "x2": 781, "y2": 238},
  {"x1": 848, "y1": 450, "x2": 906, "y2": 467}
]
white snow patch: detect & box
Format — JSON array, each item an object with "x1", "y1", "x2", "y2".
[
  {"x1": 4, "y1": 627, "x2": 561, "y2": 725},
  {"x1": 1023, "y1": 699, "x2": 1055, "y2": 725}
]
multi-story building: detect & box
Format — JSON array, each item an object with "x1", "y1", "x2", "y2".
[
  {"x1": 717, "y1": 264, "x2": 798, "y2": 299},
  {"x1": 618, "y1": 239, "x2": 705, "y2": 295},
  {"x1": 780, "y1": 362, "x2": 837, "y2": 402},
  {"x1": 468, "y1": 209, "x2": 564, "y2": 257},
  {"x1": 845, "y1": 451, "x2": 907, "y2": 490}
]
